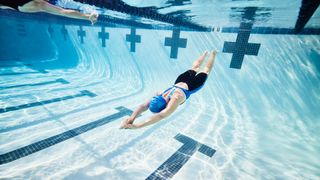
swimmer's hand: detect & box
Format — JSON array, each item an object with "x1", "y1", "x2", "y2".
[
  {"x1": 120, "y1": 116, "x2": 137, "y2": 129},
  {"x1": 89, "y1": 12, "x2": 98, "y2": 25},
  {"x1": 124, "y1": 116, "x2": 135, "y2": 124},
  {"x1": 0, "y1": 5, "x2": 15, "y2": 10},
  {"x1": 120, "y1": 122, "x2": 139, "y2": 129}
]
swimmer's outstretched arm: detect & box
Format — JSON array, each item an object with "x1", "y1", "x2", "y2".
[
  {"x1": 133, "y1": 110, "x2": 171, "y2": 128},
  {"x1": 39, "y1": 3, "x2": 98, "y2": 24},
  {"x1": 122, "y1": 97, "x2": 179, "y2": 129},
  {"x1": 120, "y1": 92, "x2": 162, "y2": 127},
  {"x1": 120, "y1": 99, "x2": 151, "y2": 129},
  {"x1": 10, "y1": 0, "x2": 98, "y2": 24},
  {"x1": 0, "y1": 5, "x2": 15, "y2": 10}
]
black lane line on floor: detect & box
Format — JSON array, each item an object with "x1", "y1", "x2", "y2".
[
  {"x1": 146, "y1": 133, "x2": 215, "y2": 179},
  {"x1": 0, "y1": 78, "x2": 69, "y2": 90},
  {"x1": 0, "y1": 106, "x2": 133, "y2": 165},
  {"x1": 0, "y1": 90, "x2": 96, "y2": 114}
]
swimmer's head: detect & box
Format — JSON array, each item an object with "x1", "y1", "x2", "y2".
[{"x1": 149, "y1": 95, "x2": 167, "y2": 113}]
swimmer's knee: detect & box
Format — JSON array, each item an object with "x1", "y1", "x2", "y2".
[
  {"x1": 192, "y1": 63, "x2": 201, "y2": 72},
  {"x1": 201, "y1": 68, "x2": 210, "y2": 75},
  {"x1": 191, "y1": 67, "x2": 200, "y2": 72}
]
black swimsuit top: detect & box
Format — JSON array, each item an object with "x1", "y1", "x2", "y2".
[{"x1": 0, "y1": 0, "x2": 33, "y2": 10}]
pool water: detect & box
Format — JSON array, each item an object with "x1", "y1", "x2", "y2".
[{"x1": 0, "y1": 0, "x2": 319, "y2": 179}]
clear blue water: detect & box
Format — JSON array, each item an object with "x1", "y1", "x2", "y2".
[{"x1": 0, "y1": 0, "x2": 320, "y2": 179}]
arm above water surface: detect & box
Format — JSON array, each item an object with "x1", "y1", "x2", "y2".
[
  {"x1": 0, "y1": 5, "x2": 16, "y2": 10},
  {"x1": 18, "y1": 0, "x2": 98, "y2": 24}
]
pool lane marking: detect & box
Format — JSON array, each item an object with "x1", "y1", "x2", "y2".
[
  {"x1": 0, "y1": 106, "x2": 133, "y2": 165},
  {"x1": 0, "y1": 71, "x2": 47, "y2": 76},
  {"x1": 146, "y1": 133, "x2": 215, "y2": 180},
  {"x1": 0, "y1": 90, "x2": 96, "y2": 114},
  {"x1": 0, "y1": 78, "x2": 69, "y2": 90},
  {"x1": 98, "y1": 26, "x2": 109, "y2": 47},
  {"x1": 0, "y1": 63, "x2": 48, "y2": 76},
  {"x1": 222, "y1": 7, "x2": 261, "y2": 69},
  {"x1": 126, "y1": 27, "x2": 141, "y2": 52},
  {"x1": 164, "y1": 28, "x2": 187, "y2": 59}
]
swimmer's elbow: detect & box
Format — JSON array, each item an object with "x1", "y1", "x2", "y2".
[
  {"x1": 157, "y1": 113, "x2": 167, "y2": 119},
  {"x1": 159, "y1": 109, "x2": 173, "y2": 118},
  {"x1": 137, "y1": 104, "x2": 148, "y2": 112},
  {"x1": 140, "y1": 103, "x2": 149, "y2": 109}
]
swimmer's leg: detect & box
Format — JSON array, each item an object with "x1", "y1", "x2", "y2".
[
  {"x1": 202, "y1": 50, "x2": 217, "y2": 74},
  {"x1": 191, "y1": 51, "x2": 216, "y2": 89},
  {"x1": 192, "y1": 51, "x2": 208, "y2": 72}
]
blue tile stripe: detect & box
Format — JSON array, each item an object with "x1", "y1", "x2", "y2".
[
  {"x1": 0, "y1": 72, "x2": 39, "y2": 76},
  {"x1": 222, "y1": 6, "x2": 262, "y2": 69},
  {"x1": 98, "y1": 26, "x2": 109, "y2": 47},
  {"x1": 222, "y1": 22, "x2": 261, "y2": 69},
  {"x1": 166, "y1": 0, "x2": 191, "y2": 6},
  {"x1": 221, "y1": 27, "x2": 320, "y2": 35},
  {"x1": 0, "y1": 70, "x2": 47, "y2": 76},
  {"x1": 61, "y1": 25, "x2": 68, "y2": 41},
  {"x1": 164, "y1": 29, "x2": 187, "y2": 59},
  {"x1": 1, "y1": 9, "x2": 319, "y2": 35},
  {"x1": 126, "y1": 28, "x2": 141, "y2": 52},
  {"x1": 0, "y1": 106, "x2": 133, "y2": 165},
  {"x1": 0, "y1": 78, "x2": 69, "y2": 90},
  {"x1": 77, "y1": 26, "x2": 86, "y2": 44},
  {"x1": 146, "y1": 133, "x2": 215, "y2": 179},
  {"x1": 198, "y1": 144, "x2": 216, "y2": 157},
  {"x1": 0, "y1": 63, "x2": 48, "y2": 75},
  {"x1": 0, "y1": 90, "x2": 96, "y2": 114}
]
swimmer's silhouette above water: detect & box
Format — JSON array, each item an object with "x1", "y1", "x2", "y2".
[
  {"x1": 120, "y1": 50, "x2": 217, "y2": 129},
  {"x1": 0, "y1": 0, "x2": 98, "y2": 24}
]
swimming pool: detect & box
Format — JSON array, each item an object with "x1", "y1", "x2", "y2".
[{"x1": 0, "y1": 0, "x2": 319, "y2": 179}]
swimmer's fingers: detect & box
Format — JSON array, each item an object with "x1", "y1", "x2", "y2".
[
  {"x1": 120, "y1": 117, "x2": 135, "y2": 129},
  {"x1": 120, "y1": 123, "x2": 137, "y2": 129},
  {"x1": 89, "y1": 12, "x2": 98, "y2": 25},
  {"x1": 120, "y1": 120, "x2": 129, "y2": 129},
  {"x1": 125, "y1": 117, "x2": 135, "y2": 124}
]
